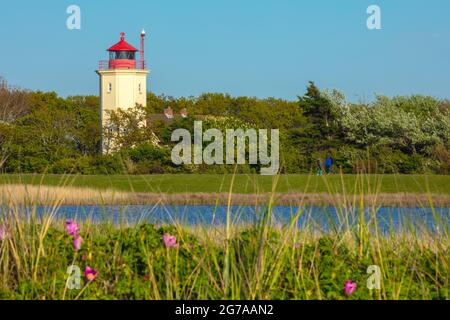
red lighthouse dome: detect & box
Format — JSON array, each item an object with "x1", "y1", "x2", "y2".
[{"x1": 100, "y1": 32, "x2": 143, "y2": 70}]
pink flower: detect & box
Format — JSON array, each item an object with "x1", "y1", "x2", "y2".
[
  {"x1": 344, "y1": 280, "x2": 357, "y2": 296},
  {"x1": 163, "y1": 234, "x2": 177, "y2": 248},
  {"x1": 65, "y1": 220, "x2": 79, "y2": 236},
  {"x1": 0, "y1": 225, "x2": 7, "y2": 241},
  {"x1": 293, "y1": 243, "x2": 302, "y2": 249},
  {"x1": 73, "y1": 234, "x2": 83, "y2": 251},
  {"x1": 84, "y1": 266, "x2": 98, "y2": 282}
]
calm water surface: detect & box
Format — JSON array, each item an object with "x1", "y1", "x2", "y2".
[{"x1": 24, "y1": 205, "x2": 450, "y2": 233}]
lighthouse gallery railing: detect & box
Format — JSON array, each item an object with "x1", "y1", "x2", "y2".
[{"x1": 98, "y1": 60, "x2": 146, "y2": 70}]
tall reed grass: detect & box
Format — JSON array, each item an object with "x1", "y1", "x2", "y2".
[{"x1": 0, "y1": 173, "x2": 448, "y2": 300}]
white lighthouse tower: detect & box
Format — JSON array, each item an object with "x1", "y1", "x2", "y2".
[{"x1": 96, "y1": 30, "x2": 149, "y2": 152}]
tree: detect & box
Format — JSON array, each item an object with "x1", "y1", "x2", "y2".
[
  {"x1": 66, "y1": 95, "x2": 101, "y2": 155},
  {"x1": 0, "y1": 77, "x2": 30, "y2": 123},
  {"x1": 298, "y1": 81, "x2": 339, "y2": 141},
  {"x1": 103, "y1": 104, "x2": 155, "y2": 154}
]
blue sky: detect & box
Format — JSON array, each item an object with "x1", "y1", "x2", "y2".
[{"x1": 0, "y1": 0, "x2": 449, "y2": 101}]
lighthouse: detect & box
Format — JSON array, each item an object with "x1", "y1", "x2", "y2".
[{"x1": 96, "y1": 30, "x2": 149, "y2": 153}]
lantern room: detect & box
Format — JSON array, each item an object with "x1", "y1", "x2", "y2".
[{"x1": 99, "y1": 32, "x2": 146, "y2": 70}]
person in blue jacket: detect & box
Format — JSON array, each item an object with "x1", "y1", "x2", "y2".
[{"x1": 325, "y1": 155, "x2": 334, "y2": 174}]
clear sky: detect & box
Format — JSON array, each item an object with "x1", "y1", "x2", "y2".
[{"x1": 0, "y1": 0, "x2": 449, "y2": 101}]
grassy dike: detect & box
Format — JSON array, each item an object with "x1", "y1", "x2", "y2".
[
  {"x1": 0, "y1": 173, "x2": 449, "y2": 206},
  {"x1": 0, "y1": 174, "x2": 449, "y2": 194}
]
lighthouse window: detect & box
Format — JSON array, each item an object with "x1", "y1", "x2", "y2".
[
  {"x1": 114, "y1": 51, "x2": 136, "y2": 60},
  {"x1": 108, "y1": 83, "x2": 112, "y2": 93},
  {"x1": 139, "y1": 83, "x2": 142, "y2": 93}
]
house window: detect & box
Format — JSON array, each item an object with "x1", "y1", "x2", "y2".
[{"x1": 108, "y1": 82, "x2": 112, "y2": 93}]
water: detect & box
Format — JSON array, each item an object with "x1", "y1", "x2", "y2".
[{"x1": 21, "y1": 205, "x2": 450, "y2": 233}]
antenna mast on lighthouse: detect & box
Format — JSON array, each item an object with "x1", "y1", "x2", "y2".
[{"x1": 140, "y1": 29, "x2": 146, "y2": 69}]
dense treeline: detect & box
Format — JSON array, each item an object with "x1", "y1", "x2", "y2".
[{"x1": 0, "y1": 77, "x2": 448, "y2": 174}]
